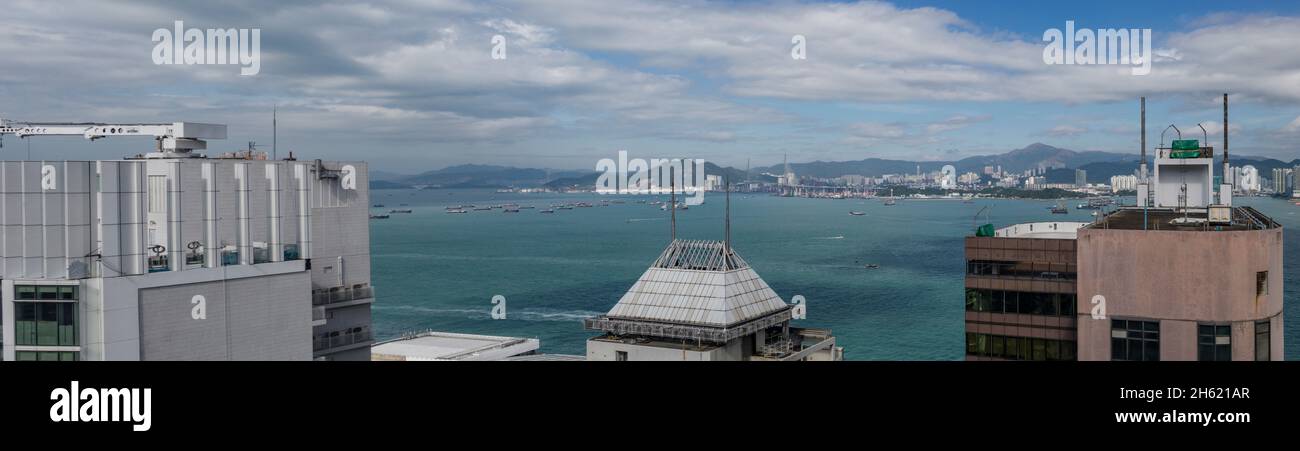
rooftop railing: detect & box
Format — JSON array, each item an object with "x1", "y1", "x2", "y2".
[
  {"x1": 312, "y1": 284, "x2": 375, "y2": 307},
  {"x1": 313, "y1": 325, "x2": 371, "y2": 352}
]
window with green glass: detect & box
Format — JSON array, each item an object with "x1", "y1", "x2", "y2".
[
  {"x1": 14, "y1": 351, "x2": 78, "y2": 361},
  {"x1": 13, "y1": 301, "x2": 78, "y2": 346}
]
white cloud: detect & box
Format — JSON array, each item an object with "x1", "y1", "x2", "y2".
[{"x1": 1047, "y1": 125, "x2": 1088, "y2": 137}]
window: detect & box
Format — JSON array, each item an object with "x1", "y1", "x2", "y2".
[
  {"x1": 1256, "y1": 271, "x2": 1268, "y2": 296},
  {"x1": 615, "y1": 351, "x2": 629, "y2": 362},
  {"x1": 1198, "y1": 324, "x2": 1231, "y2": 361},
  {"x1": 15, "y1": 351, "x2": 79, "y2": 361},
  {"x1": 1111, "y1": 319, "x2": 1160, "y2": 361},
  {"x1": 966, "y1": 260, "x2": 1076, "y2": 280},
  {"x1": 13, "y1": 300, "x2": 78, "y2": 347},
  {"x1": 964, "y1": 333, "x2": 1075, "y2": 361},
  {"x1": 15, "y1": 285, "x2": 76, "y2": 301},
  {"x1": 1255, "y1": 321, "x2": 1271, "y2": 361},
  {"x1": 963, "y1": 289, "x2": 1075, "y2": 317}
]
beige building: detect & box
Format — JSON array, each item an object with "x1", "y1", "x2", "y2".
[{"x1": 1076, "y1": 208, "x2": 1282, "y2": 361}]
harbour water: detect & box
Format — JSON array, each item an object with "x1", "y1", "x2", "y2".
[{"x1": 370, "y1": 188, "x2": 1300, "y2": 360}]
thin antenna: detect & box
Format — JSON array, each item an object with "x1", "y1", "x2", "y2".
[
  {"x1": 273, "y1": 104, "x2": 278, "y2": 160},
  {"x1": 669, "y1": 166, "x2": 676, "y2": 242},
  {"x1": 1223, "y1": 93, "x2": 1229, "y2": 184},
  {"x1": 1140, "y1": 97, "x2": 1146, "y2": 181},
  {"x1": 724, "y1": 174, "x2": 731, "y2": 256}
]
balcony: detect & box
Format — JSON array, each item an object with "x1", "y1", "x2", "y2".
[
  {"x1": 312, "y1": 284, "x2": 375, "y2": 308},
  {"x1": 313, "y1": 326, "x2": 372, "y2": 353}
]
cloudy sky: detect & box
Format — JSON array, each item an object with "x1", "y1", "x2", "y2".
[{"x1": 2, "y1": 0, "x2": 1299, "y2": 172}]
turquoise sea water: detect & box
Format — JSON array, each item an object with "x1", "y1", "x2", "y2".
[{"x1": 369, "y1": 189, "x2": 1300, "y2": 360}]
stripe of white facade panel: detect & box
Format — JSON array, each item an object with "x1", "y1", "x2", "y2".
[
  {"x1": 202, "y1": 162, "x2": 218, "y2": 268},
  {"x1": 266, "y1": 164, "x2": 282, "y2": 262},
  {"x1": 126, "y1": 161, "x2": 147, "y2": 276},
  {"x1": 236, "y1": 163, "x2": 251, "y2": 265},
  {"x1": 167, "y1": 160, "x2": 183, "y2": 271},
  {"x1": 0, "y1": 162, "x2": 6, "y2": 277},
  {"x1": 295, "y1": 163, "x2": 311, "y2": 259}
]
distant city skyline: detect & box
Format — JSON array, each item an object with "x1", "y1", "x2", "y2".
[{"x1": 2, "y1": 0, "x2": 1299, "y2": 172}]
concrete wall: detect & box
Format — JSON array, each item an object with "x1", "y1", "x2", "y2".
[
  {"x1": 1076, "y1": 227, "x2": 1284, "y2": 360},
  {"x1": 136, "y1": 270, "x2": 310, "y2": 361}
]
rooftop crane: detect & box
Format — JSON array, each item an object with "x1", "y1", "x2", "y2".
[{"x1": 0, "y1": 118, "x2": 226, "y2": 158}]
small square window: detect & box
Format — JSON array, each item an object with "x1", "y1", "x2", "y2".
[
  {"x1": 1257, "y1": 271, "x2": 1268, "y2": 296},
  {"x1": 615, "y1": 351, "x2": 629, "y2": 362}
]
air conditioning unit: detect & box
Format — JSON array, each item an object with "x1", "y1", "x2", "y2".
[{"x1": 1208, "y1": 205, "x2": 1232, "y2": 224}]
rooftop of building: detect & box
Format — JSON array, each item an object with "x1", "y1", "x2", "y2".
[
  {"x1": 584, "y1": 239, "x2": 793, "y2": 343},
  {"x1": 1086, "y1": 206, "x2": 1279, "y2": 232},
  {"x1": 371, "y1": 331, "x2": 539, "y2": 361},
  {"x1": 992, "y1": 222, "x2": 1089, "y2": 239}
]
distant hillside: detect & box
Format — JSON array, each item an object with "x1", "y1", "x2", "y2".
[
  {"x1": 543, "y1": 162, "x2": 770, "y2": 189},
  {"x1": 374, "y1": 143, "x2": 1298, "y2": 189},
  {"x1": 370, "y1": 180, "x2": 411, "y2": 190},
  {"x1": 754, "y1": 143, "x2": 1132, "y2": 179},
  {"x1": 397, "y1": 164, "x2": 590, "y2": 188}
]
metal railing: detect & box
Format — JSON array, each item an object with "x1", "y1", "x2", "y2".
[
  {"x1": 313, "y1": 326, "x2": 372, "y2": 352},
  {"x1": 311, "y1": 284, "x2": 375, "y2": 307}
]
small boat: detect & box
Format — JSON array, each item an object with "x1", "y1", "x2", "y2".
[
  {"x1": 1050, "y1": 202, "x2": 1068, "y2": 214},
  {"x1": 473, "y1": 207, "x2": 492, "y2": 211},
  {"x1": 864, "y1": 264, "x2": 880, "y2": 269},
  {"x1": 883, "y1": 199, "x2": 896, "y2": 206},
  {"x1": 369, "y1": 214, "x2": 390, "y2": 219},
  {"x1": 520, "y1": 205, "x2": 536, "y2": 209},
  {"x1": 373, "y1": 204, "x2": 386, "y2": 208},
  {"x1": 849, "y1": 211, "x2": 866, "y2": 216},
  {"x1": 504, "y1": 207, "x2": 520, "y2": 213},
  {"x1": 389, "y1": 209, "x2": 413, "y2": 214},
  {"x1": 445, "y1": 209, "x2": 468, "y2": 214},
  {"x1": 540, "y1": 209, "x2": 555, "y2": 214}
]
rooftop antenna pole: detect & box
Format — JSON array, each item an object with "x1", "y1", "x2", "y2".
[
  {"x1": 724, "y1": 174, "x2": 731, "y2": 256},
  {"x1": 1140, "y1": 97, "x2": 1147, "y2": 182},
  {"x1": 670, "y1": 164, "x2": 677, "y2": 242},
  {"x1": 273, "y1": 104, "x2": 278, "y2": 160},
  {"x1": 1223, "y1": 93, "x2": 1230, "y2": 191}
]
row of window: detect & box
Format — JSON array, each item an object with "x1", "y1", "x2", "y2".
[
  {"x1": 966, "y1": 333, "x2": 1077, "y2": 361},
  {"x1": 14, "y1": 285, "x2": 78, "y2": 301},
  {"x1": 147, "y1": 244, "x2": 303, "y2": 272},
  {"x1": 1112, "y1": 319, "x2": 1273, "y2": 361},
  {"x1": 967, "y1": 260, "x2": 1076, "y2": 280},
  {"x1": 14, "y1": 351, "x2": 79, "y2": 361},
  {"x1": 965, "y1": 289, "x2": 1077, "y2": 317}
]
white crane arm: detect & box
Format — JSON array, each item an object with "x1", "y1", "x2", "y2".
[{"x1": 0, "y1": 119, "x2": 226, "y2": 156}]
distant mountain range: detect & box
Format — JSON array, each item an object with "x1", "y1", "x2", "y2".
[
  {"x1": 370, "y1": 143, "x2": 1300, "y2": 189},
  {"x1": 370, "y1": 164, "x2": 591, "y2": 189}
]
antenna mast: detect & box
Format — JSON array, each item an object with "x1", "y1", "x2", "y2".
[
  {"x1": 273, "y1": 105, "x2": 278, "y2": 160},
  {"x1": 669, "y1": 166, "x2": 676, "y2": 242},
  {"x1": 724, "y1": 174, "x2": 731, "y2": 255}
]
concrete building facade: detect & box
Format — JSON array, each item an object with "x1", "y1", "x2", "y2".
[{"x1": 0, "y1": 157, "x2": 373, "y2": 361}]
